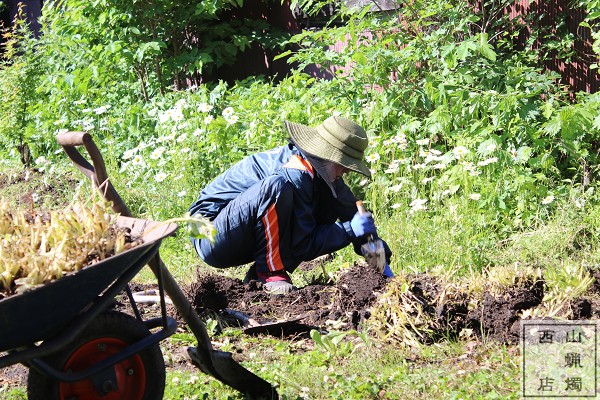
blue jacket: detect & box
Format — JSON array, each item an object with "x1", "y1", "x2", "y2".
[{"x1": 189, "y1": 143, "x2": 363, "y2": 268}]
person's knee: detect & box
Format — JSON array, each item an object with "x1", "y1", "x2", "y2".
[{"x1": 192, "y1": 237, "x2": 223, "y2": 267}]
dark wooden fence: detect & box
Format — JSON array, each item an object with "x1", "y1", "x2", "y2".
[
  {"x1": 219, "y1": 0, "x2": 600, "y2": 94},
  {"x1": 506, "y1": 1, "x2": 599, "y2": 94}
]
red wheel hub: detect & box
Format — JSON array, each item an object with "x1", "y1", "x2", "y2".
[{"x1": 59, "y1": 337, "x2": 146, "y2": 400}]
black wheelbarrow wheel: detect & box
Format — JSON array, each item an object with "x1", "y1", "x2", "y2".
[{"x1": 27, "y1": 311, "x2": 166, "y2": 400}]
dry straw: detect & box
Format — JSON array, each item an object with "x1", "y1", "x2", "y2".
[{"x1": 0, "y1": 192, "x2": 137, "y2": 296}]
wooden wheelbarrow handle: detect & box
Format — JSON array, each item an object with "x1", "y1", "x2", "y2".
[
  {"x1": 57, "y1": 131, "x2": 130, "y2": 217},
  {"x1": 57, "y1": 131, "x2": 276, "y2": 398}
]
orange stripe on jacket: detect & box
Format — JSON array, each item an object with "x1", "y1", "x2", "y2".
[
  {"x1": 262, "y1": 203, "x2": 284, "y2": 272},
  {"x1": 283, "y1": 155, "x2": 314, "y2": 178}
]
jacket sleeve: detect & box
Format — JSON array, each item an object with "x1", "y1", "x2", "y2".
[
  {"x1": 279, "y1": 169, "x2": 354, "y2": 263},
  {"x1": 332, "y1": 178, "x2": 359, "y2": 222}
]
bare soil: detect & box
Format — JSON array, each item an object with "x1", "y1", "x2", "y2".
[
  {"x1": 187, "y1": 263, "x2": 388, "y2": 331},
  {"x1": 181, "y1": 263, "x2": 547, "y2": 344}
]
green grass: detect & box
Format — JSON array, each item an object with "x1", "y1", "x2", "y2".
[
  {"x1": 161, "y1": 330, "x2": 521, "y2": 399},
  {"x1": 0, "y1": 332, "x2": 521, "y2": 399},
  {"x1": 2, "y1": 162, "x2": 600, "y2": 399}
]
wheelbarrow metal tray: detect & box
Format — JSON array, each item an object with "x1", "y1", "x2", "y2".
[{"x1": 0, "y1": 216, "x2": 177, "y2": 352}]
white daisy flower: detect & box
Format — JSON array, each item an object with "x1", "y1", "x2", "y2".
[
  {"x1": 542, "y1": 195, "x2": 554, "y2": 205},
  {"x1": 385, "y1": 163, "x2": 400, "y2": 174},
  {"x1": 159, "y1": 110, "x2": 172, "y2": 124},
  {"x1": 409, "y1": 198, "x2": 428, "y2": 212},
  {"x1": 366, "y1": 153, "x2": 380, "y2": 163},
  {"x1": 225, "y1": 114, "x2": 239, "y2": 125},
  {"x1": 174, "y1": 99, "x2": 188, "y2": 109},
  {"x1": 171, "y1": 109, "x2": 184, "y2": 122},
  {"x1": 485, "y1": 142, "x2": 497, "y2": 153},
  {"x1": 132, "y1": 154, "x2": 145, "y2": 166},
  {"x1": 390, "y1": 184, "x2": 403, "y2": 192},
  {"x1": 150, "y1": 147, "x2": 166, "y2": 160},
  {"x1": 453, "y1": 146, "x2": 469, "y2": 159},
  {"x1": 94, "y1": 105, "x2": 111, "y2": 115},
  {"x1": 222, "y1": 107, "x2": 234, "y2": 117},
  {"x1": 155, "y1": 172, "x2": 168, "y2": 182},
  {"x1": 478, "y1": 157, "x2": 498, "y2": 167},
  {"x1": 198, "y1": 103, "x2": 213, "y2": 113},
  {"x1": 462, "y1": 161, "x2": 475, "y2": 171}
]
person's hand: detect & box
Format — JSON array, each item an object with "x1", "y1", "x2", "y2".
[{"x1": 350, "y1": 211, "x2": 377, "y2": 237}]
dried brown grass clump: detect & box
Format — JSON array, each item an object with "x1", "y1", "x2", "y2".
[{"x1": 368, "y1": 273, "x2": 469, "y2": 347}]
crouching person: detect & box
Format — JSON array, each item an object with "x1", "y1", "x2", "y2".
[{"x1": 188, "y1": 114, "x2": 393, "y2": 295}]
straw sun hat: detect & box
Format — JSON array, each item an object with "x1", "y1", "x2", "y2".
[{"x1": 284, "y1": 116, "x2": 371, "y2": 177}]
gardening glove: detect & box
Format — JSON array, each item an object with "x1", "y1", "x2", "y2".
[
  {"x1": 382, "y1": 263, "x2": 395, "y2": 278},
  {"x1": 350, "y1": 211, "x2": 377, "y2": 238}
]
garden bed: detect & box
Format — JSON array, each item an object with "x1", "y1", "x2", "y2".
[{"x1": 115, "y1": 260, "x2": 599, "y2": 347}]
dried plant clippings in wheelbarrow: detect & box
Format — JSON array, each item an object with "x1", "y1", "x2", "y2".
[{"x1": 0, "y1": 192, "x2": 142, "y2": 297}]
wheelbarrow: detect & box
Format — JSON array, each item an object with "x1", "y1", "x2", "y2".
[{"x1": 0, "y1": 131, "x2": 278, "y2": 399}]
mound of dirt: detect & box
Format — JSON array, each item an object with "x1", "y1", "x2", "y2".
[
  {"x1": 329, "y1": 263, "x2": 388, "y2": 327},
  {"x1": 184, "y1": 264, "x2": 546, "y2": 344},
  {"x1": 188, "y1": 262, "x2": 387, "y2": 331},
  {"x1": 467, "y1": 279, "x2": 544, "y2": 343},
  {"x1": 0, "y1": 169, "x2": 79, "y2": 208},
  {"x1": 403, "y1": 274, "x2": 471, "y2": 343}
]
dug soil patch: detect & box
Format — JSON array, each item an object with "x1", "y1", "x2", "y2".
[
  {"x1": 181, "y1": 263, "x2": 546, "y2": 344},
  {"x1": 187, "y1": 263, "x2": 387, "y2": 333}
]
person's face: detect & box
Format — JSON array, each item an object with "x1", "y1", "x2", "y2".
[{"x1": 324, "y1": 162, "x2": 349, "y2": 182}]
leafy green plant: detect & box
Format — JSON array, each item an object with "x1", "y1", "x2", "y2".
[
  {"x1": 310, "y1": 329, "x2": 353, "y2": 360},
  {"x1": 0, "y1": 7, "x2": 44, "y2": 167},
  {"x1": 526, "y1": 262, "x2": 595, "y2": 318}
]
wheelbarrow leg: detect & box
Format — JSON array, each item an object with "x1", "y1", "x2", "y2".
[{"x1": 148, "y1": 255, "x2": 277, "y2": 399}]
